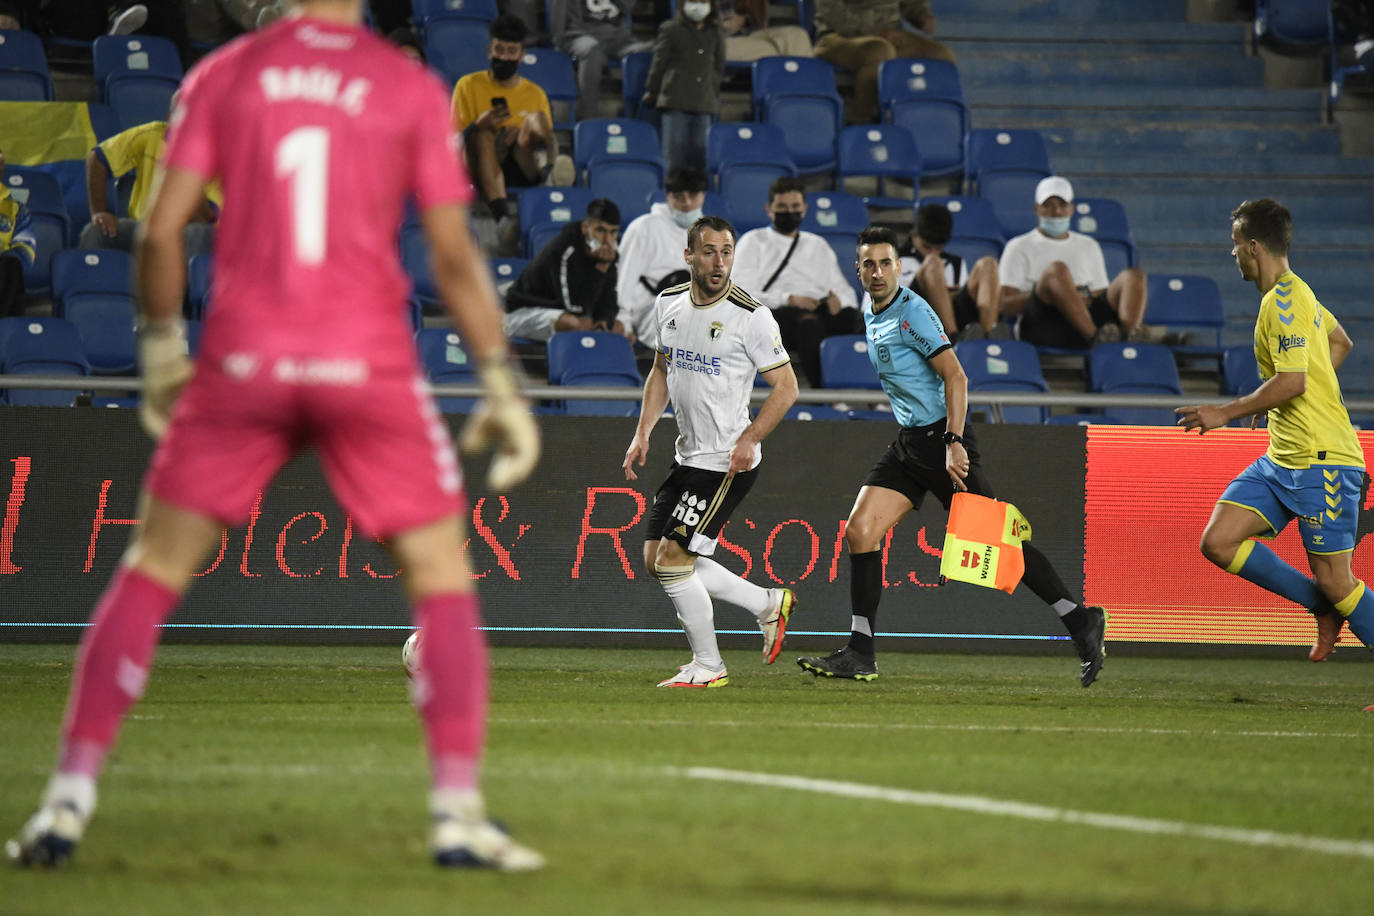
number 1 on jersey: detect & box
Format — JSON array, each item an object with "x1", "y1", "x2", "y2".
[{"x1": 275, "y1": 126, "x2": 329, "y2": 267}]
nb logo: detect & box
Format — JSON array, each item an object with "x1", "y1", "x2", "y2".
[{"x1": 672, "y1": 492, "x2": 707, "y2": 528}]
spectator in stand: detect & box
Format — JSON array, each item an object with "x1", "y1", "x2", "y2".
[
  {"x1": 551, "y1": 0, "x2": 652, "y2": 122},
  {"x1": 503, "y1": 197, "x2": 630, "y2": 343},
  {"x1": 812, "y1": 0, "x2": 954, "y2": 124},
  {"x1": 733, "y1": 177, "x2": 861, "y2": 387},
  {"x1": 1333, "y1": 0, "x2": 1374, "y2": 73},
  {"x1": 899, "y1": 202, "x2": 1005, "y2": 341},
  {"x1": 616, "y1": 166, "x2": 708, "y2": 347},
  {"x1": 643, "y1": 0, "x2": 725, "y2": 174},
  {"x1": 452, "y1": 16, "x2": 572, "y2": 225},
  {"x1": 386, "y1": 24, "x2": 424, "y2": 61},
  {"x1": 721, "y1": 0, "x2": 812, "y2": 62},
  {"x1": 79, "y1": 101, "x2": 220, "y2": 260},
  {"x1": 999, "y1": 176, "x2": 1149, "y2": 348},
  {"x1": 0, "y1": 146, "x2": 37, "y2": 318}
]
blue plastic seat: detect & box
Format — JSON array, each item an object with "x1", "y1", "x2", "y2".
[
  {"x1": 399, "y1": 224, "x2": 440, "y2": 310},
  {"x1": 816, "y1": 232, "x2": 862, "y2": 301},
  {"x1": 520, "y1": 48, "x2": 578, "y2": 132},
  {"x1": 414, "y1": 0, "x2": 499, "y2": 26},
  {"x1": 546, "y1": 330, "x2": 642, "y2": 416},
  {"x1": 915, "y1": 196, "x2": 1004, "y2": 246},
  {"x1": 423, "y1": 18, "x2": 489, "y2": 86},
  {"x1": 0, "y1": 29, "x2": 55, "y2": 101},
  {"x1": 5, "y1": 167, "x2": 70, "y2": 291},
  {"x1": 1088, "y1": 342, "x2": 1182, "y2": 426},
  {"x1": 878, "y1": 58, "x2": 968, "y2": 178},
  {"x1": 587, "y1": 155, "x2": 665, "y2": 227},
  {"x1": 523, "y1": 220, "x2": 566, "y2": 258},
  {"x1": 706, "y1": 122, "x2": 794, "y2": 174},
  {"x1": 70, "y1": 295, "x2": 137, "y2": 375},
  {"x1": 0, "y1": 316, "x2": 90, "y2": 406},
  {"x1": 978, "y1": 170, "x2": 1050, "y2": 239},
  {"x1": 490, "y1": 257, "x2": 527, "y2": 295},
  {"x1": 619, "y1": 50, "x2": 653, "y2": 118},
  {"x1": 836, "y1": 124, "x2": 923, "y2": 209},
  {"x1": 518, "y1": 186, "x2": 595, "y2": 234},
  {"x1": 1072, "y1": 197, "x2": 1135, "y2": 273},
  {"x1": 819, "y1": 334, "x2": 881, "y2": 389},
  {"x1": 188, "y1": 253, "x2": 213, "y2": 319},
  {"x1": 647, "y1": 189, "x2": 732, "y2": 222},
  {"x1": 722, "y1": 162, "x2": 796, "y2": 233},
  {"x1": 108, "y1": 73, "x2": 178, "y2": 131},
  {"x1": 784, "y1": 405, "x2": 848, "y2": 421},
  {"x1": 1221, "y1": 345, "x2": 1261, "y2": 396},
  {"x1": 945, "y1": 235, "x2": 1002, "y2": 266},
  {"x1": 1145, "y1": 274, "x2": 1225, "y2": 353},
  {"x1": 92, "y1": 34, "x2": 182, "y2": 103},
  {"x1": 751, "y1": 57, "x2": 838, "y2": 116},
  {"x1": 802, "y1": 190, "x2": 867, "y2": 235},
  {"x1": 51, "y1": 249, "x2": 133, "y2": 317},
  {"x1": 765, "y1": 93, "x2": 841, "y2": 174},
  {"x1": 966, "y1": 129, "x2": 1051, "y2": 235},
  {"x1": 417, "y1": 328, "x2": 479, "y2": 413},
  {"x1": 575, "y1": 119, "x2": 660, "y2": 185},
  {"x1": 954, "y1": 339, "x2": 1049, "y2": 424},
  {"x1": 1254, "y1": 0, "x2": 1328, "y2": 52}
]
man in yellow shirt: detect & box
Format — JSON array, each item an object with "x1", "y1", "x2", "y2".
[
  {"x1": 1177, "y1": 198, "x2": 1373, "y2": 661},
  {"x1": 78, "y1": 104, "x2": 219, "y2": 258},
  {"x1": 451, "y1": 15, "x2": 568, "y2": 225}
]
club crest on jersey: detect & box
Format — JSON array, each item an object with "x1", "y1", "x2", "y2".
[
  {"x1": 709, "y1": 321, "x2": 723, "y2": 340},
  {"x1": 0, "y1": 215, "x2": 11, "y2": 233}
]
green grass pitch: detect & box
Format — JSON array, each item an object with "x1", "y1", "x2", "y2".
[{"x1": 3, "y1": 644, "x2": 1373, "y2": 915}]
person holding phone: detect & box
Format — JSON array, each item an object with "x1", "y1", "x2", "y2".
[{"x1": 451, "y1": 15, "x2": 570, "y2": 226}]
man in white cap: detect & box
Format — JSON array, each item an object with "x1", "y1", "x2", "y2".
[{"x1": 997, "y1": 175, "x2": 1148, "y2": 348}]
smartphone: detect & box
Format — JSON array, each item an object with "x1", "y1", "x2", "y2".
[{"x1": 491, "y1": 96, "x2": 508, "y2": 111}]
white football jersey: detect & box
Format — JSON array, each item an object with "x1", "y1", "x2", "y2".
[{"x1": 654, "y1": 281, "x2": 790, "y2": 472}]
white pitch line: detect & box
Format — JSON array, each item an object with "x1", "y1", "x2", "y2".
[
  {"x1": 675, "y1": 766, "x2": 1374, "y2": 860},
  {"x1": 491, "y1": 717, "x2": 1372, "y2": 740}
]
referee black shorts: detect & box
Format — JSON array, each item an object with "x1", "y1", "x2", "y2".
[
  {"x1": 862, "y1": 420, "x2": 997, "y2": 511},
  {"x1": 645, "y1": 462, "x2": 759, "y2": 557}
]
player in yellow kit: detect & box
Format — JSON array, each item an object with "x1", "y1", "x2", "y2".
[{"x1": 1177, "y1": 198, "x2": 1372, "y2": 660}]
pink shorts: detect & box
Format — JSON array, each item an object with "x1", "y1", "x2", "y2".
[{"x1": 145, "y1": 356, "x2": 464, "y2": 537}]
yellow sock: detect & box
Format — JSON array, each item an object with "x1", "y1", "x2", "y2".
[{"x1": 1335, "y1": 581, "x2": 1367, "y2": 619}]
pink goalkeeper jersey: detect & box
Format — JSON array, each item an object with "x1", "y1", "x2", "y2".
[{"x1": 162, "y1": 16, "x2": 473, "y2": 371}]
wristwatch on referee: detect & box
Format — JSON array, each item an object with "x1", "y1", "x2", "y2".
[{"x1": 942, "y1": 431, "x2": 965, "y2": 446}]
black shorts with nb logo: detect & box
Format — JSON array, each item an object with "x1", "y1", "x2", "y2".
[{"x1": 644, "y1": 462, "x2": 760, "y2": 556}]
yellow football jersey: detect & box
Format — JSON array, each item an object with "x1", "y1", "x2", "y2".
[
  {"x1": 1255, "y1": 269, "x2": 1364, "y2": 469},
  {"x1": 97, "y1": 121, "x2": 223, "y2": 221}
]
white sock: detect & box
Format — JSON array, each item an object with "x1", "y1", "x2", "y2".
[
  {"x1": 850, "y1": 615, "x2": 873, "y2": 637},
  {"x1": 659, "y1": 566, "x2": 723, "y2": 669},
  {"x1": 44, "y1": 772, "x2": 96, "y2": 819},
  {"x1": 1051, "y1": 599, "x2": 1079, "y2": 618},
  {"x1": 693, "y1": 557, "x2": 771, "y2": 620}
]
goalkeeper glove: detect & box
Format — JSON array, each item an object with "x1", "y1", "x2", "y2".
[
  {"x1": 460, "y1": 357, "x2": 540, "y2": 492},
  {"x1": 137, "y1": 318, "x2": 193, "y2": 440}
]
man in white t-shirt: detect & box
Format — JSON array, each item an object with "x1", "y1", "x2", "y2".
[
  {"x1": 733, "y1": 177, "x2": 862, "y2": 386},
  {"x1": 622, "y1": 215, "x2": 800, "y2": 688},
  {"x1": 998, "y1": 176, "x2": 1148, "y2": 348},
  {"x1": 615, "y1": 166, "x2": 708, "y2": 348}
]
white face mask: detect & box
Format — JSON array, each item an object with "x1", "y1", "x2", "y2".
[
  {"x1": 682, "y1": 2, "x2": 711, "y2": 22},
  {"x1": 670, "y1": 207, "x2": 703, "y2": 229}
]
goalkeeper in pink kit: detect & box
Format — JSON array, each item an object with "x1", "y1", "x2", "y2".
[{"x1": 8, "y1": 0, "x2": 544, "y2": 871}]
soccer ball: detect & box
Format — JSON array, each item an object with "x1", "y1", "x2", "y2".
[{"x1": 402, "y1": 629, "x2": 422, "y2": 677}]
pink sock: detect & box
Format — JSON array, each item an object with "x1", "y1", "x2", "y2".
[
  {"x1": 59, "y1": 566, "x2": 181, "y2": 778},
  {"x1": 413, "y1": 593, "x2": 488, "y2": 792}
]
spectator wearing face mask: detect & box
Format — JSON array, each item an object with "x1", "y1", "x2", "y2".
[
  {"x1": 642, "y1": 0, "x2": 725, "y2": 174},
  {"x1": 503, "y1": 198, "x2": 629, "y2": 343},
  {"x1": 615, "y1": 166, "x2": 710, "y2": 347},
  {"x1": 999, "y1": 176, "x2": 1149, "y2": 348},
  {"x1": 732, "y1": 177, "x2": 861, "y2": 387}
]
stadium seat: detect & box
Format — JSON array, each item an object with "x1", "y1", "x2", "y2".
[
  {"x1": 817, "y1": 232, "x2": 862, "y2": 301},
  {"x1": 819, "y1": 335, "x2": 881, "y2": 389},
  {"x1": 423, "y1": 17, "x2": 489, "y2": 86},
  {"x1": 802, "y1": 191, "x2": 867, "y2": 235},
  {"x1": 1221, "y1": 344, "x2": 1261, "y2": 396},
  {"x1": 0, "y1": 29, "x2": 55, "y2": 101},
  {"x1": 417, "y1": 327, "x2": 479, "y2": 413},
  {"x1": 784, "y1": 404, "x2": 848, "y2": 421},
  {"x1": 765, "y1": 93, "x2": 841, "y2": 175},
  {"x1": 413, "y1": 0, "x2": 499, "y2": 26},
  {"x1": 92, "y1": 34, "x2": 182, "y2": 103},
  {"x1": 836, "y1": 125, "x2": 923, "y2": 209},
  {"x1": 490, "y1": 257, "x2": 526, "y2": 296},
  {"x1": 108, "y1": 73, "x2": 178, "y2": 131},
  {"x1": 945, "y1": 235, "x2": 1002, "y2": 267},
  {"x1": 706, "y1": 122, "x2": 794, "y2": 175},
  {"x1": 877, "y1": 58, "x2": 968, "y2": 179},
  {"x1": 519, "y1": 48, "x2": 578, "y2": 132},
  {"x1": 546, "y1": 330, "x2": 642, "y2": 416},
  {"x1": 518, "y1": 186, "x2": 595, "y2": 256},
  {"x1": 399, "y1": 224, "x2": 440, "y2": 310},
  {"x1": 619, "y1": 50, "x2": 653, "y2": 119},
  {"x1": 51, "y1": 249, "x2": 133, "y2": 317},
  {"x1": 1329, "y1": 4, "x2": 1370, "y2": 115},
  {"x1": 722, "y1": 162, "x2": 796, "y2": 233},
  {"x1": 1254, "y1": 0, "x2": 1328, "y2": 52},
  {"x1": 751, "y1": 57, "x2": 839, "y2": 116},
  {"x1": 954, "y1": 339, "x2": 1049, "y2": 424},
  {"x1": 69, "y1": 295, "x2": 137, "y2": 375},
  {"x1": 1088, "y1": 342, "x2": 1182, "y2": 426},
  {"x1": 915, "y1": 196, "x2": 1004, "y2": 247},
  {"x1": 1145, "y1": 274, "x2": 1225, "y2": 354},
  {"x1": 188, "y1": 254, "x2": 213, "y2": 319},
  {"x1": 0, "y1": 316, "x2": 90, "y2": 405},
  {"x1": 574, "y1": 119, "x2": 660, "y2": 182},
  {"x1": 5, "y1": 167, "x2": 71, "y2": 291},
  {"x1": 1072, "y1": 197, "x2": 1136, "y2": 276},
  {"x1": 965, "y1": 129, "x2": 1051, "y2": 237},
  {"x1": 523, "y1": 220, "x2": 567, "y2": 258},
  {"x1": 586, "y1": 155, "x2": 665, "y2": 228}
]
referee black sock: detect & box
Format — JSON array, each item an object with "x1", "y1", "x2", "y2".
[
  {"x1": 1021, "y1": 543, "x2": 1089, "y2": 633},
  {"x1": 847, "y1": 550, "x2": 883, "y2": 656}
]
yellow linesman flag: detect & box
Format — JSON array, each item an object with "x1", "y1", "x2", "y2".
[{"x1": 939, "y1": 492, "x2": 1032, "y2": 594}]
